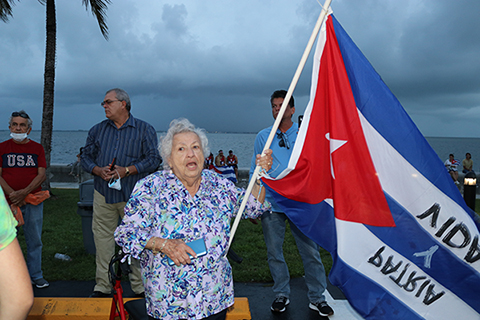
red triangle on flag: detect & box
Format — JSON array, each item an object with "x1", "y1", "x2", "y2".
[{"x1": 264, "y1": 16, "x2": 395, "y2": 228}]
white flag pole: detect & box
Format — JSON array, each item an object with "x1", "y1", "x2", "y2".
[{"x1": 228, "y1": 0, "x2": 332, "y2": 249}]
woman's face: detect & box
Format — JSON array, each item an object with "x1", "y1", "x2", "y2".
[{"x1": 169, "y1": 131, "x2": 204, "y2": 184}]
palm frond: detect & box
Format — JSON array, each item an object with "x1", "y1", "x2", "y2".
[
  {"x1": 82, "y1": 0, "x2": 111, "y2": 40},
  {"x1": 0, "y1": 0, "x2": 19, "y2": 22}
]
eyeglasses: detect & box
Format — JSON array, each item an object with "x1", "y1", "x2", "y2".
[
  {"x1": 277, "y1": 132, "x2": 290, "y2": 149},
  {"x1": 101, "y1": 99, "x2": 121, "y2": 106},
  {"x1": 11, "y1": 112, "x2": 30, "y2": 119}
]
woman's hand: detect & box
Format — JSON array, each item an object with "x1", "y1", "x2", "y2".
[
  {"x1": 250, "y1": 149, "x2": 273, "y2": 203},
  {"x1": 256, "y1": 149, "x2": 273, "y2": 172},
  {"x1": 161, "y1": 239, "x2": 197, "y2": 266}
]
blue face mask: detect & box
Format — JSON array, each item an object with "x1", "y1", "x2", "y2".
[
  {"x1": 108, "y1": 170, "x2": 122, "y2": 191},
  {"x1": 10, "y1": 132, "x2": 28, "y2": 142}
]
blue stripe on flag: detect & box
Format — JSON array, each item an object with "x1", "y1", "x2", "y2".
[
  {"x1": 263, "y1": 183, "x2": 337, "y2": 253},
  {"x1": 369, "y1": 195, "x2": 480, "y2": 312},
  {"x1": 329, "y1": 258, "x2": 423, "y2": 319}
]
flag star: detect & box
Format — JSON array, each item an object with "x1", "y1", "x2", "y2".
[
  {"x1": 413, "y1": 245, "x2": 439, "y2": 269},
  {"x1": 325, "y1": 133, "x2": 347, "y2": 179}
]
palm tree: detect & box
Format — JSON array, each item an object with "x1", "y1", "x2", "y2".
[{"x1": 0, "y1": 0, "x2": 110, "y2": 189}]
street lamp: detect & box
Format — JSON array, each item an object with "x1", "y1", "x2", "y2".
[{"x1": 463, "y1": 171, "x2": 476, "y2": 211}]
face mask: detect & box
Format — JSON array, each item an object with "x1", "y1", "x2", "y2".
[
  {"x1": 10, "y1": 132, "x2": 28, "y2": 142},
  {"x1": 108, "y1": 170, "x2": 122, "y2": 191}
]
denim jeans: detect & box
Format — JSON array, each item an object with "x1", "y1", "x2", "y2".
[
  {"x1": 261, "y1": 210, "x2": 327, "y2": 303},
  {"x1": 21, "y1": 202, "x2": 44, "y2": 281}
]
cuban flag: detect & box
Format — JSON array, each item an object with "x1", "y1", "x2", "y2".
[
  {"x1": 213, "y1": 165, "x2": 237, "y2": 183},
  {"x1": 262, "y1": 12, "x2": 480, "y2": 319}
]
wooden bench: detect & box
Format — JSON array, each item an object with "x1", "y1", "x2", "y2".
[{"x1": 27, "y1": 297, "x2": 251, "y2": 320}]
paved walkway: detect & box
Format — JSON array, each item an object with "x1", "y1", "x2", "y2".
[{"x1": 33, "y1": 278, "x2": 363, "y2": 319}]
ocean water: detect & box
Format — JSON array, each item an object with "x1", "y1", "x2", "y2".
[
  {"x1": 1, "y1": 131, "x2": 479, "y2": 171},
  {"x1": 0, "y1": 131, "x2": 257, "y2": 168},
  {"x1": 424, "y1": 137, "x2": 480, "y2": 169}
]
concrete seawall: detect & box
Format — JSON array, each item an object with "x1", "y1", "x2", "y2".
[
  {"x1": 49, "y1": 165, "x2": 478, "y2": 195},
  {"x1": 49, "y1": 165, "x2": 251, "y2": 188},
  {"x1": 49, "y1": 164, "x2": 93, "y2": 184}
]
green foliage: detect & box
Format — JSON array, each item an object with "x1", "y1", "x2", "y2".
[{"x1": 229, "y1": 219, "x2": 333, "y2": 282}]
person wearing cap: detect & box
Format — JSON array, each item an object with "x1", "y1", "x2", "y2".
[{"x1": 0, "y1": 110, "x2": 49, "y2": 289}]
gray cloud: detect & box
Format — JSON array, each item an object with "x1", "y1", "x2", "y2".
[{"x1": 0, "y1": 0, "x2": 479, "y2": 137}]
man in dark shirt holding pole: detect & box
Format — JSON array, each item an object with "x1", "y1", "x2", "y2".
[{"x1": 81, "y1": 88, "x2": 161, "y2": 297}]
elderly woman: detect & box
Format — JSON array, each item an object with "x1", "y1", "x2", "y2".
[{"x1": 114, "y1": 118, "x2": 272, "y2": 320}]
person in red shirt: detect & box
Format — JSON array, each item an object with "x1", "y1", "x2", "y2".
[
  {"x1": 215, "y1": 150, "x2": 226, "y2": 167},
  {"x1": 226, "y1": 150, "x2": 239, "y2": 180},
  {"x1": 204, "y1": 152, "x2": 214, "y2": 170},
  {"x1": 0, "y1": 110, "x2": 49, "y2": 289}
]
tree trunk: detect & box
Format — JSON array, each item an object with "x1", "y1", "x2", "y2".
[{"x1": 41, "y1": 0, "x2": 56, "y2": 191}]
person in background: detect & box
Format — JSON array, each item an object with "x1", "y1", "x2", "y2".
[
  {"x1": 115, "y1": 118, "x2": 272, "y2": 320},
  {"x1": 462, "y1": 152, "x2": 474, "y2": 174},
  {"x1": 445, "y1": 153, "x2": 460, "y2": 184},
  {"x1": 0, "y1": 188, "x2": 34, "y2": 320},
  {"x1": 215, "y1": 149, "x2": 225, "y2": 167},
  {"x1": 0, "y1": 110, "x2": 49, "y2": 289},
  {"x1": 204, "y1": 152, "x2": 214, "y2": 170},
  {"x1": 81, "y1": 88, "x2": 162, "y2": 297},
  {"x1": 226, "y1": 150, "x2": 239, "y2": 181},
  {"x1": 69, "y1": 147, "x2": 84, "y2": 180},
  {"x1": 250, "y1": 90, "x2": 333, "y2": 317}
]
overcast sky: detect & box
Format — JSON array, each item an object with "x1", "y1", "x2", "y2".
[{"x1": 1, "y1": 0, "x2": 479, "y2": 137}]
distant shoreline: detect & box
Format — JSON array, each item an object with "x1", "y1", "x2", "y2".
[
  {"x1": 0, "y1": 130, "x2": 259, "y2": 134},
  {"x1": 1, "y1": 130, "x2": 479, "y2": 138}
]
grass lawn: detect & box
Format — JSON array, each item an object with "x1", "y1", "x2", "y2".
[
  {"x1": 17, "y1": 188, "x2": 480, "y2": 283},
  {"x1": 230, "y1": 219, "x2": 333, "y2": 282},
  {"x1": 17, "y1": 188, "x2": 333, "y2": 282},
  {"x1": 17, "y1": 189, "x2": 96, "y2": 281}
]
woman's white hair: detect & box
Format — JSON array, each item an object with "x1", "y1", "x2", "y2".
[{"x1": 159, "y1": 118, "x2": 210, "y2": 170}]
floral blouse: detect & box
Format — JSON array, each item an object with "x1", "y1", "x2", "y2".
[{"x1": 114, "y1": 170, "x2": 270, "y2": 320}]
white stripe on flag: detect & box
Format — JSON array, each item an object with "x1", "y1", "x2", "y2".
[
  {"x1": 336, "y1": 219, "x2": 479, "y2": 319},
  {"x1": 274, "y1": 14, "x2": 328, "y2": 181}
]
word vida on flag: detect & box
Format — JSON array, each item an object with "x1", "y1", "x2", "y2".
[{"x1": 262, "y1": 11, "x2": 480, "y2": 320}]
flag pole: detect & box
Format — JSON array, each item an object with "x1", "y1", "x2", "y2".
[{"x1": 228, "y1": 0, "x2": 333, "y2": 249}]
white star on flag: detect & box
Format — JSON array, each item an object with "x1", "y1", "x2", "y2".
[{"x1": 325, "y1": 133, "x2": 347, "y2": 179}]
